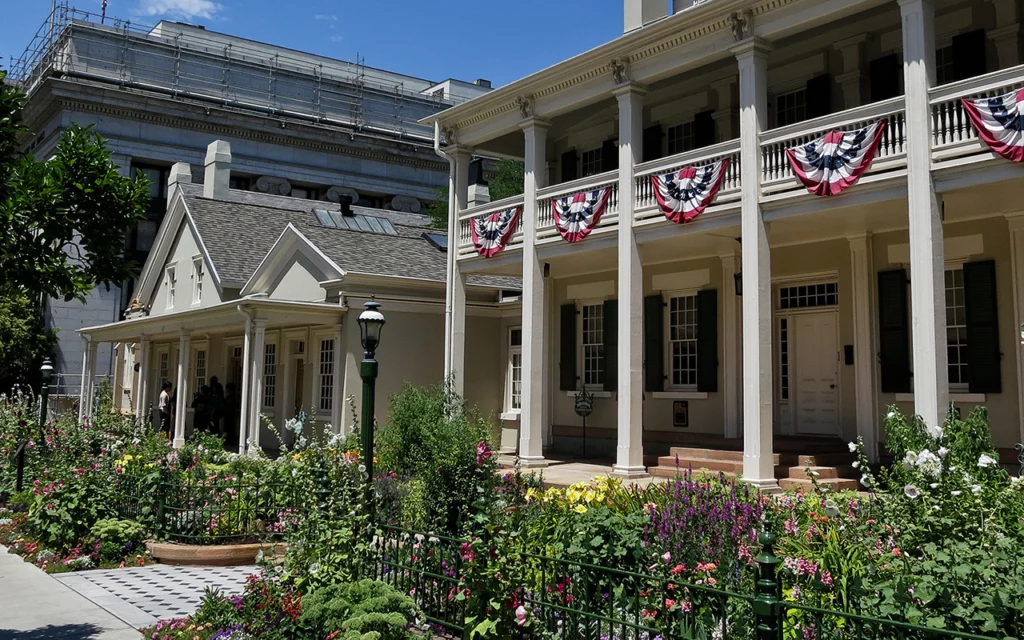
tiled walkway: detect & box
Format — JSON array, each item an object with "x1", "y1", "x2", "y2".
[{"x1": 55, "y1": 564, "x2": 257, "y2": 628}]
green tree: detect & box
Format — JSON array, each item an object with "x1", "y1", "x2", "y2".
[
  {"x1": 427, "y1": 158, "x2": 524, "y2": 229},
  {"x1": 0, "y1": 287, "x2": 57, "y2": 389}
]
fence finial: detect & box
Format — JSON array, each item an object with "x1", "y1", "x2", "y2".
[{"x1": 754, "y1": 513, "x2": 782, "y2": 640}]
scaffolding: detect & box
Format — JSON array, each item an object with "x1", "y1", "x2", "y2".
[{"x1": 9, "y1": 2, "x2": 470, "y2": 143}]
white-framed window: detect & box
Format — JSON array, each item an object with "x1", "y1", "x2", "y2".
[
  {"x1": 165, "y1": 265, "x2": 177, "y2": 309},
  {"x1": 263, "y1": 343, "x2": 277, "y2": 408},
  {"x1": 945, "y1": 266, "x2": 968, "y2": 390},
  {"x1": 667, "y1": 122, "x2": 695, "y2": 155},
  {"x1": 936, "y1": 44, "x2": 955, "y2": 86},
  {"x1": 776, "y1": 88, "x2": 807, "y2": 127},
  {"x1": 506, "y1": 328, "x2": 523, "y2": 411},
  {"x1": 778, "y1": 318, "x2": 790, "y2": 401},
  {"x1": 779, "y1": 282, "x2": 839, "y2": 309},
  {"x1": 581, "y1": 148, "x2": 603, "y2": 177},
  {"x1": 192, "y1": 256, "x2": 204, "y2": 305},
  {"x1": 581, "y1": 302, "x2": 605, "y2": 388},
  {"x1": 319, "y1": 339, "x2": 334, "y2": 412},
  {"x1": 159, "y1": 351, "x2": 170, "y2": 386},
  {"x1": 194, "y1": 349, "x2": 207, "y2": 390},
  {"x1": 667, "y1": 294, "x2": 699, "y2": 389}
]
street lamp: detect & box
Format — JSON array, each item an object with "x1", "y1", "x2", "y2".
[
  {"x1": 357, "y1": 301, "x2": 385, "y2": 497},
  {"x1": 39, "y1": 358, "x2": 53, "y2": 438}
]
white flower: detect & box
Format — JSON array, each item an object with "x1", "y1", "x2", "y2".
[
  {"x1": 971, "y1": 484, "x2": 982, "y2": 494},
  {"x1": 309, "y1": 562, "x2": 320, "y2": 575},
  {"x1": 823, "y1": 500, "x2": 839, "y2": 517},
  {"x1": 926, "y1": 425, "x2": 944, "y2": 440},
  {"x1": 255, "y1": 550, "x2": 265, "y2": 563},
  {"x1": 886, "y1": 411, "x2": 896, "y2": 419},
  {"x1": 358, "y1": 464, "x2": 367, "y2": 473},
  {"x1": 929, "y1": 483, "x2": 938, "y2": 489},
  {"x1": 938, "y1": 447, "x2": 949, "y2": 459},
  {"x1": 902, "y1": 450, "x2": 919, "y2": 470},
  {"x1": 904, "y1": 484, "x2": 920, "y2": 499},
  {"x1": 977, "y1": 454, "x2": 996, "y2": 469},
  {"x1": 809, "y1": 470, "x2": 820, "y2": 477},
  {"x1": 1011, "y1": 476, "x2": 1021, "y2": 484},
  {"x1": 915, "y1": 450, "x2": 942, "y2": 478},
  {"x1": 291, "y1": 468, "x2": 298, "y2": 477},
  {"x1": 852, "y1": 461, "x2": 860, "y2": 469},
  {"x1": 951, "y1": 490, "x2": 962, "y2": 496},
  {"x1": 848, "y1": 442, "x2": 858, "y2": 453},
  {"x1": 861, "y1": 474, "x2": 872, "y2": 488},
  {"x1": 932, "y1": 505, "x2": 941, "y2": 511}
]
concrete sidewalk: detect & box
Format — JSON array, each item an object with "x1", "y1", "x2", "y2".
[{"x1": 0, "y1": 546, "x2": 140, "y2": 640}]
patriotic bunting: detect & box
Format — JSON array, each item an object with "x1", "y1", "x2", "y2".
[
  {"x1": 470, "y1": 207, "x2": 521, "y2": 258},
  {"x1": 651, "y1": 158, "x2": 730, "y2": 224},
  {"x1": 786, "y1": 119, "x2": 888, "y2": 196},
  {"x1": 552, "y1": 187, "x2": 612, "y2": 243},
  {"x1": 962, "y1": 88, "x2": 1024, "y2": 163}
]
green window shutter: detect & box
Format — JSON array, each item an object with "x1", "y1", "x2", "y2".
[
  {"x1": 560, "y1": 150, "x2": 578, "y2": 183},
  {"x1": 559, "y1": 303, "x2": 578, "y2": 391},
  {"x1": 603, "y1": 299, "x2": 618, "y2": 392},
  {"x1": 964, "y1": 260, "x2": 1001, "y2": 393},
  {"x1": 878, "y1": 269, "x2": 911, "y2": 393},
  {"x1": 696, "y1": 289, "x2": 719, "y2": 393},
  {"x1": 642, "y1": 125, "x2": 663, "y2": 163},
  {"x1": 644, "y1": 294, "x2": 665, "y2": 393}
]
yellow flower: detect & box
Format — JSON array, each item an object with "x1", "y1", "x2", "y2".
[
  {"x1": 525, "y1": 488, "x2": 539, "y2": 502},
  {"x1": 573, "y1": 504, "x2": 588, "y2": 515}
]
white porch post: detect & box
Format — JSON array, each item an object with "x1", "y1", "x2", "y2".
[
  {"x1": 79, "y1": 336, "x2": 95, "y2": 422},
  {"x1": 1007, "y1": 214, "x2": 1024, "y2": 446},
  {"x1": 249, "y1": 321, "x2": 267, "y2": 452},
  {"x1": 612, "y1": 83, "x2": 648, "y2": 477},
  {"x1": 519, "y1": 118, "x2": 550, "y2": 467},
  {"x1": 137, "y1": 337, "x2": 151, "y2": 423},
  {"x1": 331, "y1": 322, "x2": 344, "y2": 432},
  {"x1": 448, "y1": 149, "x2": 471, "y2": 396},
  {"x1": 174, "y1": 333, "x2": 191, "y2": 448},
  {"x1": 238, "y1": 314, "x2": 252, "y2": 454},
  {"x1": 735, "y1": 38, "x2": 777, "y2": 488},
  {"x1": 901, "y1": 0, "x2": 948, "y2": 427},
  {"x1": 849, "y1": 234, "x2": 880, "y2": 461},
  {"x1": 720, "y1": 253, "x2": 741, "y2": 439}
]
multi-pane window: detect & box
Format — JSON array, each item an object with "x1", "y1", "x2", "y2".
[
  {"x1": 263, "y1": 343, "x2": 277, "y2": 408},
  {"x1": 779, "y1": 283, "x2": 838, "y2": 309},
  {"x1": 192, "y1": 257, "x2": 204, "y2": 304},
  {"x1": 581, "y1": 148, "x2": 603, "y2": 177},
  {"x1": 194, "y1": 349, "x2": 207, "y2": 390},
  {"x1": 159, "y1": 352, "x2": 170, "y2": 386},
  {"x1": 581, "y1": 304, "x2": 604, "y2": 387},
  {"x1": 165, "y1": 266, "x2": 177, "y2": 308},
  {"x1": 779, "y1": 318, "x2": 790, "y2": 401},
  {"x1": 936, "y1": 45, "x2": 955, "y2": 86},
  {"x1": 319, "y1": 339, "x2": 334, "y2": 412},
  {"x1": 508, "y1": 328, "x2": 523, "y2": 411},
  {"x1": 667, "y1": 122, "x2": 696, "y2": 155},
  {"x1": 776, "y1": 89, "x2": 807, "y2": 127},
  {"x1": 946, "y1": 267, "x2": 968, "y2": 387},
  {"x1": 669, "y1": 295, "x2": 699, "y2": 387}
]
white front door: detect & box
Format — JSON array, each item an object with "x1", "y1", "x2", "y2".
[{"x1": 793, "y1": 311, "x2": 840, "y2": 435}]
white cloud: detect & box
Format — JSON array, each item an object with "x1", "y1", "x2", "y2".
[
  {"x1": 314, "y1": 14, "x2": 338, "y2": 22},
  {"x1": 135, "y1": 0, "x2": 222, "y2": 20},
  {"x1": 329, "y1": 35, "x2": 344, "y2": 42}
]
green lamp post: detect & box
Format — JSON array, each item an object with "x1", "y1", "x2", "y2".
[{"x1": 357, "y1": 301, "x2": 385, "y2": 496}]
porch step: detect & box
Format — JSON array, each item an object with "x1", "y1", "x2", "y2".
[
  {"x1": 667, "y1": 447, "x2": 798, "y2": 466},
  {"x1": 787, "y1": 465, "x2": 858, "y2": 480},
  {"x1": 779, "y1": 477, "x2": 861, "y2": 492},
  {"x1": 648, "y1": 466, "x2": 738, "y2": 480},
  {"x1": 656, "y1": 456, "x2": 789, "y2": 477},
  {"x1": 798, "y1": 453, "x2": 856, "y2": 467}
]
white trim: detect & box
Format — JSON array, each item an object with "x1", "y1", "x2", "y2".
[
  {"x1": 652, "y1": 269, "x2": 710, "y2": 292},
  {"x1": 164, "y1": 263, "x2": 178, "y2": 309},
  {"x1": 887, "y1": 235, "x2": 984, "y2": 265},
  {"x1": 240, "y1": 223, "x2": 345, "y2": 297},
  {"x1": 663, "y1": 290, "x2": 701, "y2": 392},
  {"x1": 895, "y1": 392, "x2": 986, "y2": 403},
  {"x1": 652, "y1": 391, "x2": 708, "y2": 400},
  {"x1": 566, "y1": 280, "x2": 615, "y2": 301},
  {"x1": 499, "y1": 411, "x2": 521, "y2": 421},
  {"x1": 191, "y1": 255, "x2": 204, "y2": 306},
  {"x1": 578, "y1": 299, "x2": 607, "y2": 391}
]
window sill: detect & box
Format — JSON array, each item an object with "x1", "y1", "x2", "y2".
[
  {"x1": 894, "y1": 392, "x2": 986, "y2": 403},
  {"x1": 499, "y1": 411, "x2": 520, "y2": 422},
  {"x1": 565, "y1": 391, "x2": 612, "y2": 398},
  {"x1": 652, "y1": 391, "x2": 709, "y2": 400}
]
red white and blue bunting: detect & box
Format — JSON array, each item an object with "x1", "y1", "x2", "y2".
[
  {"x1": 962, "y1": 88, "x2": 1024, "y2": 163},
  {"x1": 552, "y1": 187, "x2": 612, "y2": 243},
  {"x1": 786, "y1": 119, "x2": 888, "y2": 196},
  {"x1": 651, "y1": 158, "x2": 730, "y2": 224},
  {"x1": 470, "y1": 207, "x2": 521, "y2": 258}
]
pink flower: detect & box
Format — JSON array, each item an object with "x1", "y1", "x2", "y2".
[
  {"x1": 515, "y1": 605, "x2": 527, "y2": 626},
  {"x1": 662, "y1": 552, "x2": 671, "y2": 563}
]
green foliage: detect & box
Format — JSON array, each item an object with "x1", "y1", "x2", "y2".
[
  {"x1": 26, "y1": 466, "x2": 113, "y2": 548},
  {"x1": 300, "y1": 579, "x2": 422, "y2": 639},
  {"x1": 427, "y1": 158, "x2": 524, "y2": 229},
  {"x1": 89, "y1": 518, "x2": 145, "y2": 562},
  {"x1": 0, "y1": 286, "x2": 57, "y2": 390}
]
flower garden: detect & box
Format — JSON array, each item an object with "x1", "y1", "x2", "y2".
[{"x1": 2, "y1": 384, "x2": 1023, "y2": 640}]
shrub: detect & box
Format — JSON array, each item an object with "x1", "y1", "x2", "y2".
[
  {"x1": 90, "y1": 518, "x2": 146, "y2": 563},
  {"x1": 300, "y1": 579, "x2": 421, "y2": 640}
]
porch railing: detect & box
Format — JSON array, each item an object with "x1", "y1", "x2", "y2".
[
  {"x1": 760, "y1": 96, "x2": 907, "y2": 197},
  {"x1": 930, "y1": 62, "x2": 1024, "y2": 164},
  {"x1": 633, "y1": 139, "x2": 742, "y2": 225},
  {"x1": 455, "y1": 194, "x2": 526, "y2": 259},
  {"x1": 536, "y1": 170, "x2": 620, "y2": 243}
]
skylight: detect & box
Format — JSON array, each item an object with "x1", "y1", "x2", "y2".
[
  {"x1": 423, "y1": 232, "x2": 448, "y2": 251},
  {"x1": 314, "y1": 209, "x2": 397, "y2": 236}
]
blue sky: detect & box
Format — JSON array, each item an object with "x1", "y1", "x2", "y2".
[{"x1": 5, "y1": 0, "x2": 623, "y2": 87}]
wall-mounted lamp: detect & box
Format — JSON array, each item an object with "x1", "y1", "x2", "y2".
[{"x1": 734, "y1": 271, "x2": 743, "y2": 297}]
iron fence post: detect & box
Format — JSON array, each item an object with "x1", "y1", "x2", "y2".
[{"x1": 754, "y1": 516, "x2": 782, "y2": 640}]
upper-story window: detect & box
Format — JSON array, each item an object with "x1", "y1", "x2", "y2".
[
  {"x1": 192, "y1": 257, "x2": 204, "y2": 305},
  {"x1": 776, "y1": 88, "x2": 807, "y2": 128},
  {"x1": 581, "y1": 302, "x2": 605, "y2": 388},
  {"x1": 936, "y1": 45, "x2": 956, "y2": 86},
  {"x1": 667, "y1": 122, "x2": 695, "y2": 156},
  {"x1": 165, "y1": 265, "x2": 177, "y2": 309},
  {"x1": 581, "y1": 148, "x2": 603, "y2": 178}
]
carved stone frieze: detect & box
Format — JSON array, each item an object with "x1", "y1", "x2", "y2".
[
  {"x1": 610, "y1": 58, "x2": 630, "y2": 85},
  {"x1": 255, "y1": 175, "x2": 292, "y2": 195},
  {"x1": 731, "y1": 10, "x2": 753, "y2": 41},
  {"x1": 515, "y1": 95, "x2": 534, "y2": 119}
]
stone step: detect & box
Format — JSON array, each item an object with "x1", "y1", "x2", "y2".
[
  {"x1": 648, "y1": 466, "x2": 738, "y2": 480},
  {"x1": 667, "y1": 448, "x2": 797, "y2": 465},
  {"x1": 788, "y1": 465, "x2": 849, "y2": 480},
  {"x1": 656, "y1": 457, "x2": 789, "y2": 477},
  {"x1": 779, "y1": 477, "x2": 861, "y2": 492},
  {"x1": 798, "y1": 453, "x2": 856, "y2": 467}
]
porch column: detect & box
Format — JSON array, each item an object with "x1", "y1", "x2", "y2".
[
  {"x1": 248, "y1": 320, "x2": 267, "y2": 452},
  {"x1": 849, "y1": 234, "x2": 879, "y2": 461},
  {"x1": 720, "y1": 253, "x2": 741, "y2": 439},
  {"x1": 901, "y1": 0, "x2": 948, "y2": 427},
  {"x1": 79, "y1": 336, "x2": 96, "y2": 422},
  {"x1": 734, "y1": 38, "x2": 777, "y2": 489},
  {"x1": 612, "y1": 84, "x2": 648, "y2": 477},
  {"x1": 519, "y1": 118, "x2": 550, "y2": 467},
  {"x1": 137, "y1": 337, "x2": 151, "y2": 423},
  {"x1": 174, "y1": 333, "x2": 191, "y2": 448},
  {"x1": 238, "y1": 313, "x2": 253, "y2": 454},
  {"x1": 445, "y1": 149, "x2": 471, "y2": 396},
  {"x1": 1006, "y1": 214, "x2": 1024, "y2": 446},
  {"x1": 331, "y1": 322, "x2": 344, "y2": 432}
]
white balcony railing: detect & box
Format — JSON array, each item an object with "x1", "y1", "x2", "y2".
[
  {"x1": 760, "y1": 97, "x2": 907, "y2": 197},
  {"x1": 931, "y1": 63, "x2": 1024, "y2": 164},
  {"x1": 633, "y1": 139, "x2": 741, "y2": 225},
  {"x1": 535, "y1": 170, "x2": 620, "y2": 243},
  {"x1": 455, "y1": 194, "x2": 526, "y2": 259}
]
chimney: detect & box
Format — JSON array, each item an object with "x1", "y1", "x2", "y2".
[
  {"x1": 203, "y1": 140, "x2": 231, "y2": 200},
  {"x1": 473, "y1": 78, "x2": 492, "y2": 89},
  {"x1": 167, "y1": 162, "x2": 192, "y2": 204},
  {"x1": 467, "y1": 158, "x2": 490, "y2": 207},
  {"x1": 624, "y1": 0, "x2": 669, "y2": 32}
]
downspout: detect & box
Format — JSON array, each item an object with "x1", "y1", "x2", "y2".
[
  {"x1": 236, "y1": 304, "x2": 253, "y2": 455},
  {"x1": 434, "y1": 120, "x2": 458, "y2": 380}
]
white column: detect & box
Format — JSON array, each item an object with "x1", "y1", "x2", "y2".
[
  {"x1": 445, "y1": 149, "x2": 471, "y2": 396},
  {"x1": 1006, "y1": 214, "x2": 1024, "y2": 446},
  {"x1": 901, "y1": 0, "x2": 948, "y2": 427},
  {"x1": 720, "y1": 253, "x2": 741, "y2": 439},
  {"x1": 519, "y1": 118, "x2": 550, "y2": 467},
  {"x1": 735, "y1": 39, "x2": 778, "y2": 489},
  {"x1": 331, "y1": 322, "x2": 344, "y2": 432},
  {"x1": 79, "y1": 336, "x2": 94, "y2": 422},
  {"x1": 174, "y1": 333, "x2": 191, "y2": 448},
  {"x1": 137, "y1": 337, "x2": 151, "y2": 423},
  {"x1": 238, "y1": 314, "x2": 252, "y2": 454},
  {"x1": 849, "y1": 234, "x2": 879, "y2": 461},
  {"x1": 612, "y1": 84, "x2": 648, "y2": 477},
  {"x1": 249, "y1": 321, "x2": 267, "y2": 453}
]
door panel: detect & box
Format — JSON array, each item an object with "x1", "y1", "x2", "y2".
[{"x1": 794, "y1": 312, "x2": 839, "y2": 435}]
